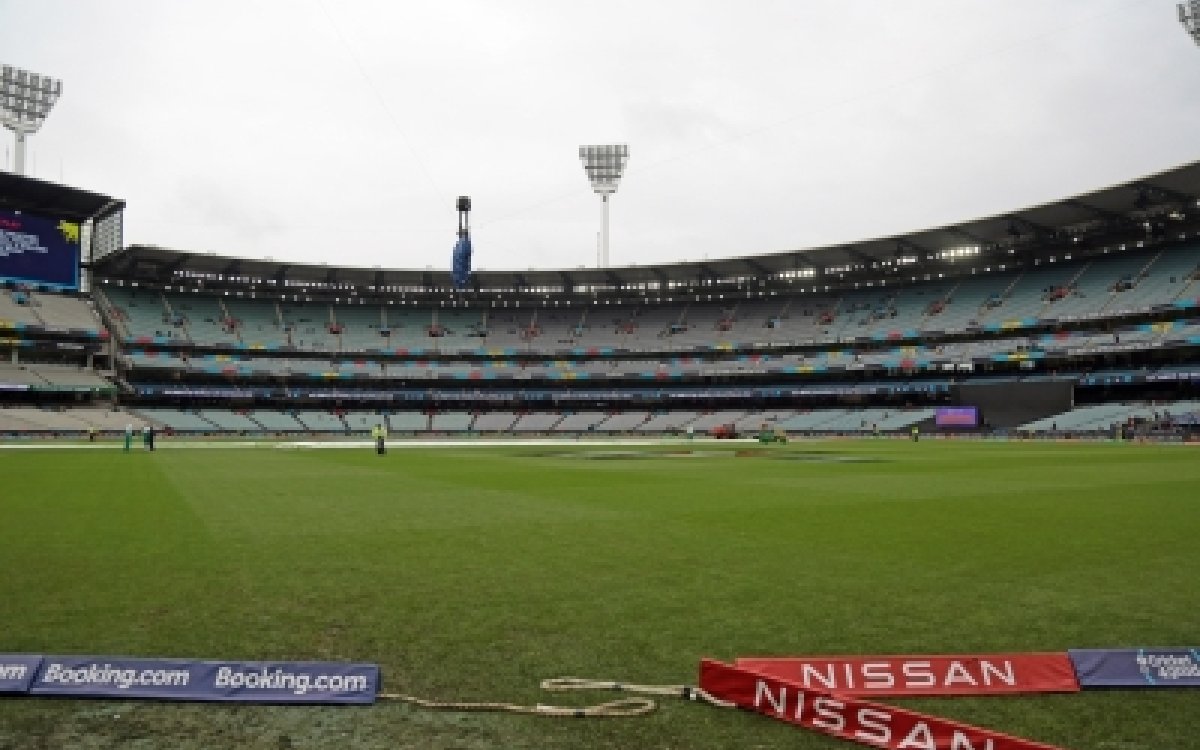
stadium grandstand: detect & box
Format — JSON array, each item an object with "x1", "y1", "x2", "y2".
[{"x1": 3, "y1": 163, "x2": 1200, "y2": 441}]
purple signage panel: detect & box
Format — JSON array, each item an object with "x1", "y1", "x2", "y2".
[
  {"x1": 935, "y1": 406, "x2": 979, "y2": 427},
  {"x1": 28, "y1": 656, "x2": 379, "y2": 703},
  {"x1": 1069, "y1": 649, "x2": 1200, "y2": 688},
  {"x1": 0, "y1": 209, "x2": 81, "y2": 290},
  {"x1": 0, "y1": 654, "x2": 42, "y2": 693}
]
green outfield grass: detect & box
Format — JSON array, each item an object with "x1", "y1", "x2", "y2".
[{"x1": 1, "y1": 439, "x2": 1197, "y2": 749}]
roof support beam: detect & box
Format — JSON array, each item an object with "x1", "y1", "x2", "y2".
[
  {"x1": 788, "y1": 252, "x2": 818, "y2": 270},
  {"x1": 161, "y1": 254, "x2": 191, "y2": 283},
  {"x1": 1063, "y1": 199, "x2": 1125, "y2": 223},
  {"x1": 1004, "y1": 215, "x2": 1054, "y2": 238},
  {"x1": 843, "y1": 247, "x2": 874, "y2": 266},
  {"x1": 1136, "y1": 181, "x2": 1196, "y2": 206},
  {"x1": 945, "y1": 225, "x2": 988, "y2": 245},
  {"x1": 893, "y1": 238, "x2": 927, "y2": 258},
  {"x1": 742, "y1": 258, "x2": 770, "y2": 276}
]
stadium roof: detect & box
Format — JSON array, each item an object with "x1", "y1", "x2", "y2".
[
  {"x1": 95, "y1": 160, "x2": 1200, "y2": 291},
  {"x1": 0, "y1": 171, "x2": 125, "y2": 223}
]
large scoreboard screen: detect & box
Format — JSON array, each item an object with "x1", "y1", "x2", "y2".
[{"x1": 0, "y1": 208, "x2": 81, "y2": 290}]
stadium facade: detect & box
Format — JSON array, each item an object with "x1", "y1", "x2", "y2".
[{"x1": 2, "y1": 162, "x2": 1199, "y2": 438}]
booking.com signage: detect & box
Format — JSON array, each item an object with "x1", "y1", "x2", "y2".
[{"x1": 1, "y1": 654, "x2": 378, "y2": 704}]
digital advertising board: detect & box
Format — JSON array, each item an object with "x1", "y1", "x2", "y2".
[
  {"x1": 935, "y1": 406, "x2": 979, "y2": 427},
  {"x1": 0, "y1": 208, "x2": 81, "y2": 290}
]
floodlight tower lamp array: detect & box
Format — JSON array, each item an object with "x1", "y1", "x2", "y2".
[
  {"x1": 0, "y1": 64, "x2": 62, "y2": 176},
  {"x1": 1182, "y1": 1, "x2": 1200, "y2": 46},
  {"x1": 579, "y1": 144, "x2": 630, "y2": 269}
]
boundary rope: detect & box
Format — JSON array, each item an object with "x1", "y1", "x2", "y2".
[{"x1": 377, "y1": 676, "x2": 734, "y2": 718}]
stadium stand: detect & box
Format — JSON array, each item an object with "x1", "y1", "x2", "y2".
[
  {"x1": 94, "y1": 244, "x2": 1200, "y2": 356},
  {"x1": 510, "y1": 412, "x2": 563, "y2": 431},
  {"x1": 25, "y1": 292, "x2": 102, "y2": 331},
  {"x1": 196, "y1": 410, "x2": 263, "y2": 432},
  {"x1": 1019, "y1": 400, "x2": 1200, "y2": 433},
  {"x1": 135, "y1": 409, "x2": 219, "y2": 432},
  {"x1": 553, "y1": 412, "x2": 608, "y2": 432},
  {"x1": 686, "y1": 411, "x2": 750, "y2": 432},
  {"x1": 430, "y1": 412, "x2": 474, "y2": 432},
  {"x1": 249, "y1": 410, "x2": 306, "y2": 432},
  {"x1": 472, "y1": 412, "x2": 519, "y2": 432},
  {"x1": 294, "y1": 411, "x2": 346, "y2": 432},
  {"x1": 636, "y1": 411, "x2": 699, "y2": 432},
  {"x1": 5, "y1": 162, "x2": 1199, "y2": 442},
  {"x1": 344, "y1": 412, "x2": 388, "y2": 433},
  {"x1": 0, "y1": 288, "x2": 44, "y2": 327},
  {"x1": 0, "y1": 407, "x2": 146, "y2": 433},
  {"x1": 593, "y1": 412, "x2": 651, "y2": 432},
  {"x1": 0, "y1": 363, "x2": 47, "y2": 386},
  {"x1": 387, "y1": 412, "x2": 429, "y2": 432}
]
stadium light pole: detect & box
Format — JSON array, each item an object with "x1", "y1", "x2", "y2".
[
  {"x1": 579, "y1": 144, "x2": 629, "y2": 268},
  {"x1": 1182, "y1": 1, "x2": 1200, "y2": 46},
  {"x1": 0, "y1": 64, "x2": 62, "y2": 177}
]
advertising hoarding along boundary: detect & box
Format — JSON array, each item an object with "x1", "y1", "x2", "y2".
[
  {"x1": 935, "y1": 407, "x2": 979, "y2": 427},
  {"x1": 1069, "y1": 649, "x2": 1200, "y2": 688},
  {"x1": 26, "y1": 655, "x2": 379, "y2": 704},
  {"x1": 735, "y1": 653, "x2": 1080, "y2": 697},
  {"x1": 701, "y1": 659, "x2": 1069, "y2": 750},
  {"x1": 0, "y1": 655, "x2": 42, "y2": 693}
]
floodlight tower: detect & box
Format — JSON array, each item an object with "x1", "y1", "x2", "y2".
[
  {"x1": 0, "y1": 65, "x2": 63, "y2": 176},
  {"x1": 579, "y1": 144, "x2": 629, "y2": 268},
  {"x1": 1182, "y1": 1, "x2": 1200, "y2": 46}
]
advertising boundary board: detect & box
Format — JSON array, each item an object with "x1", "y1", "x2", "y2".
[
  {"x1": 701, "y1": 659, "x2": 1070, "y2": 750},
  {"x1": 1069, "y1": 649, "x2": 1200, "y2": 688},
  {"x1": 735, "y1": 653, "x2": 1080, "y2": 697},
  {"x1": 17, "y1": 655, "x2": 378, "y2": 704},
  {"x1": 0, "y1": 655, "x2": 43, "y2": 693}
]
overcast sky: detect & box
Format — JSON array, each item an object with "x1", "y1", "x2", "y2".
[{"x1": 2, "y1": 0, "x2": 1198, "y2": 272}]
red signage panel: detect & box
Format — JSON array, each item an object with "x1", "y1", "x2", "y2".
[
  {"x1": 735, "y1": 653, "x2": 1079, "y2": 697},
  {"x1": 701, "y1": 659, "x2": 1070, "y2": 750}
]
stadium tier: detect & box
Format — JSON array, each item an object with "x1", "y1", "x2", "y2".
[
  {"x1": 97, "y1": 244, "x2": 1200, "y2": 353},
  {"x1": 2, "y1": 162, "x2": 1199, "y2": 439}
]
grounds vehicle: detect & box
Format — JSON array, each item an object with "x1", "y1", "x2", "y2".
[{"x1": 710, "y1": 424, "x2": 738, "y2": 439}]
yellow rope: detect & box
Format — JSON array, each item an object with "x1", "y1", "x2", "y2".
[{"x1": 377, "y1": 676, "x2": 733, "y2": 718}]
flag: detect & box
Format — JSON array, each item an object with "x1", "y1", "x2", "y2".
[{"x1": 452, "y1": 235, "x2": 472, "y2": 289}]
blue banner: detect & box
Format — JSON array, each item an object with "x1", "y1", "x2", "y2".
[
  {"x1": 27, "y1": 656, "x2": 379, "y2": 703},
  {"x1": 0, "y1": 654, "x2": 42, "y2": 693},
  {"x1": 1069, "y1": 649, "x2": 1200, "y2": 688},
  {"x1": 452, "y1": 235, "x2": 472, "y2": 289},
  {"x1": 0, "y1": 209, "x2": 81, "y2": 290}
]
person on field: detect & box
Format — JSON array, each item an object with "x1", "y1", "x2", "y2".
[
  {"x1": 124, "y1": 423, "x2": 133, "y2": 452},
  {"x1": 147, "y1": 425, "x2": 156, "y2": 452},
  {"x1": 142, "y1": 425, "x2": 151, "y2": 450},
  {"x1": 911, "y1": 425, "x2": 919, "y2": 442},
  {"x1": 372, "y1": 422, "x2": 387, "y2": 455}
]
